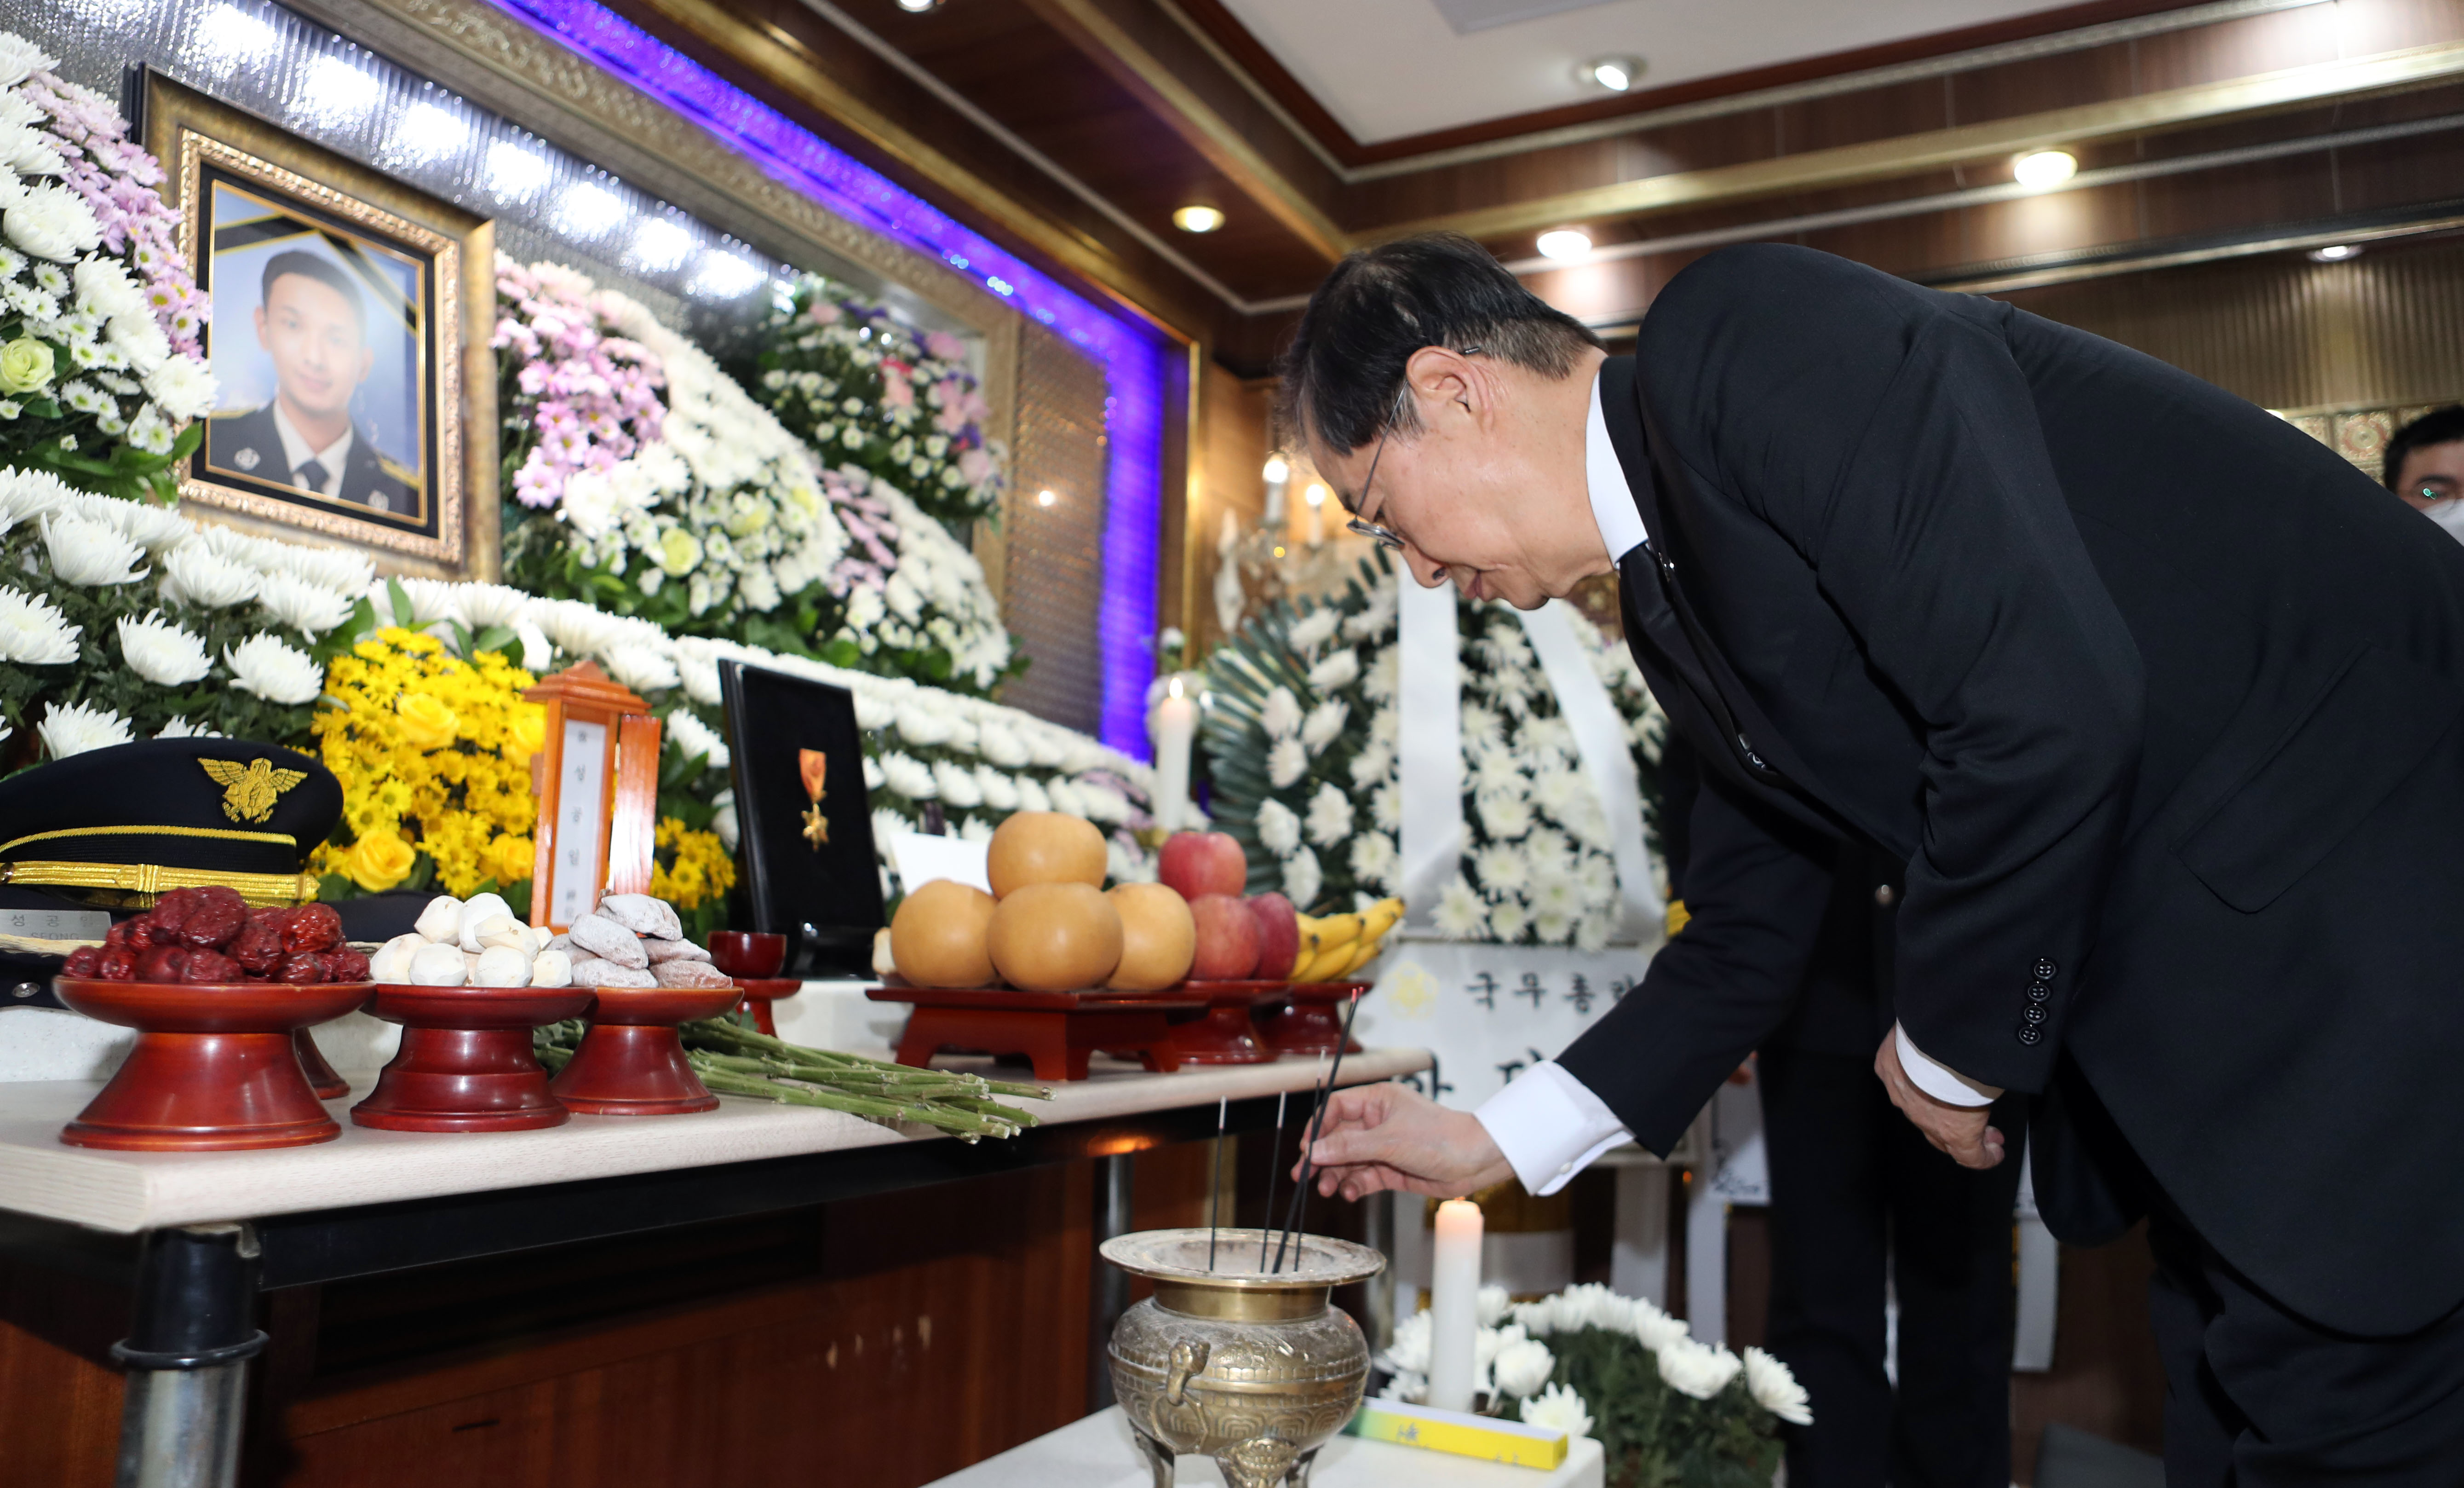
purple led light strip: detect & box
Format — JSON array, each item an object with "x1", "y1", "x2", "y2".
[{"x1": 492, "y1": 0, "x2": 1162, "y2": 758}]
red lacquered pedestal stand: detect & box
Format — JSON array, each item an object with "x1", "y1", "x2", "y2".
[
  {"x1": 351, "y1": 985, "x2": 597, "y2": 1132},
  {"x1": 53, "y1": 979, "x2": 375, "y2": 1150},
  {"x1": 708, "y1": 933, "x2": 798, "y2": 1034},
  {"x1": 869, "y1": 980, "x2": 1200, "y2": 1081},
  {"x1": 548, "y1": 985, "x2": 742, "y2": 1115},
  {"x1": 293, "y1": 1029, "x2": 350, "y2": 1100},
  {"x1": 1170, "y1": 981, "x2": 1282, "y2": 1064},
  {"x1": 1258, "y1": 982, "x2": 1372, "y2": 1057}
]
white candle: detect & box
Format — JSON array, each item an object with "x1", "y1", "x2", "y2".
[
  {"x1": 1427, "y1": 1197, "x2": 1482, "y2": 1412},
  {"x1": 1152, "y1": 682, "x2": 1196, "y2": 834}
]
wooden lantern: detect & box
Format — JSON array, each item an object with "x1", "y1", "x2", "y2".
[{"x1": 525, "y1": 661, "x2": 662, "y2": 931}]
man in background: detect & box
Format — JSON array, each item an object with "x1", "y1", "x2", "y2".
[
  {"x1": 2385, "y1": 405, "x2": 2464, "y2": 511},
  {"x1": 204, "y1": 249, "x2": 415, "y2": 514}
]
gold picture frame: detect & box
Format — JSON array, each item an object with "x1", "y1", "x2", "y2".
[{"x1": 145, "y1": 72, "x2": 498, "y2": 577}]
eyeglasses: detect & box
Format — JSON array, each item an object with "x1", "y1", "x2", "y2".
[{"x1": 1340, "y1": 345, "x2": 1481, "y2": 553}]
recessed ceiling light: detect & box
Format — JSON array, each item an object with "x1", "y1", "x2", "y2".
[
  {"x1": 1173, "y1": 205, "x2": 1225, "y2": 234},
  {"x1": 896, "y1": 0, "x2": 940, "y2": 12},
  {"x1": 1537, "y1": 229, "x2": 1592, "y2": 261},
  {"x1": 2309, "y1": 243, "x2": 2361, "y2": 262},
  {"x1": 1582, "y1": 56, "x2": 1641, "y2": 93},
  {"x1": 2014, "y1": 149, "x2": 2078, "y2": 190}
]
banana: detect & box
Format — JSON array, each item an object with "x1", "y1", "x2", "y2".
[
  {"x1": 1338, "y1": 938, "x2": 1383, "y2": 976},
  {"x1": 1312, "y1": 912, "x2": 1366, "y2": 951},
  {"x1": 1297, "y1": 944, "x2": 1355, "y2": 983}
]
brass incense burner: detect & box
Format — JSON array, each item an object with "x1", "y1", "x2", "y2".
[{"x1": 1101, "y1": 1228, "x2": 1386, "y2": 1488}]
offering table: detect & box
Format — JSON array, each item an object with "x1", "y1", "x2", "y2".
[{"x1": 0, "y1": 1004, "x2": 1428, "y2": 1488}]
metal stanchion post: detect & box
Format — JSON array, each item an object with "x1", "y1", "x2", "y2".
[
  {"x1": 113, "y1": 1223, "x2": 266, "y2": 1488},
  {"x1": 1088, "y1": 1152, "x2": 1135, "y2": 1410}
]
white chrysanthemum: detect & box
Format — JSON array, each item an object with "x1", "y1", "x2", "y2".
[
  {"x1": 451, "y1": 582, "x2": 533, "y2": 630},
  {"x1": 40, "y1": 510, "x2": 144, "y2": 586},
  {"x1": 255, "y1": 570, "x2": 354, "y2": 637},
  {"x1": 1044, "y1": 777, "x2": 1082, "y2": 816},
  {"x1": 0, "y1": 32, "x2": 59, "y2": 89},
  {"x1": 0, "y1": 585, "x2": 77, "y2": 664},
  {"x1": 1476, "y1": 1284, "x2": 1512, "y2": 1327},
  {"x1": 603, "y1": 642, "x2": 680, "y2": 695},
  {"x1": 1488, "y1": 896, "x2": 1529, "y2": 943},
  {"x1": 224, "y1": 634, "x2": 323, "y2": 704},
  {"x1": 514, "y1": 619, "x2": 552, "y2": 671},
  {"x1": 1369, "y1": 780, "x2": 1401, "y2": 834},
  {"x1": 1013, "y1": 774, "x2": 1051, "y2": 813},
  {"x1": 71, "y1": 256, "x2": 146, "y2": 324},
  {"x1": 862, "y1": 756, "x2": 885, "y2": 792},
  {"x1": 1255, "y1": 796, "x2": 1302, "y2": 858},
  {"x1": 36, "y1": 698, "x2": 131, "y2": 759},
  {"x1": 666, "y1": 709, "x2": 729, "y2": 770},
  {"x1": 1518, "y1": 1383, "x2": 1593, "y2": 1440},
  {"x1": 880, "y1": 751, "x2": 937, "y2": 799},
  {"x1": 978, "y1": 721, "x2": 1029, "y2": 768},
  {"x1": 159, "y1": 543, "x2": 259, "y2": 608},
  {"x1": 0, "y1": 468, "x2": 74, "y2": 530},
  {"x1": 1472, "y1": 842, "x2": 1531, "y2": 896},
  {"x1": 711, "y1": 789, "x2": 739, "y2": 851},
  {"x1": 1478, "y1": 792, "x2": 1534, "y2": 842},
  {"x1": 1377, "y1": 1309, "x2": 1432, "y2": 1376},
  {"x1": 975, "y1": 764, "x2": 1020, "y2": 811},
  {"x1": 1493, "y1": 1337, "x2": 1555, "y2": 1399},
  {"x1": 1433, "y1": 874, "x2": 1485, "y2": 938},
  {"x1": 1346, "y1": 738, "x2": 1393, "y2": 790},
  {"x1": 1076, "y1": 780, "x2": 1131, "y2": 825},
  {"x1": 932, "y1": 758, "x2": 982, "y2": 807},
  {"x1": 1306, "y1": 647, "x2": 1359, "y2": 692},
  {"x1": 675, "y1": 651, "x2": 724, "y2": 707},
  {"x1": 1360, "y1": 645, "x2": 1400, "y2": 704},
  {"x1": 1300, "y1": 699, "x2": 1348, "y2": 753},
  {"x1": 1742, "y1": 1346, "x2": 1812, "y2": 1425},
  {"x1": 5, "y1": 182, "x2": 102, "y2": 262},
  {"x1": 1532, "y1": 767, "x2": 1590, "y2": 823},
  {"x1": 155, "y1": 715, "x2": 220, "y2": 739},
  {"x1": 1630, "y1": 1298, "x2": 1690, "y2": 1352},
  {"x1": 1656, "y1": 1336, "x2": 1744, "y2": 1401},
  {"x1": 1259, "y1": 686, "x2": 1303, "y2": 740},
  {"x1": 1344, "y1": 583, "x2": 1397, "y2": 642},
  {"x1": 116, "y1": 612, "x2": 210, "y2": 686},
  {"x1": 1286, "y1": 606, "x2": 1339, "y2": 654},
  {"x1": 896, "y1": 702, "x2": 955, "y2": 747},
  {"x1": 1282, "y1": 844, "x2": 1321, "y2": 911},
  {"x1": 1304, "y1": 781, "x2": 1352, "y2": 847},
  {"x1": 1267, "y1": 738, "x2": 1308, "y2": 789},
  {"x1": 1378, "y1": 1371, "x2": 1427, "y2": 1404},
  {"x1": 141, "y1": 353, "x2": 218, "y2": 422},
  {"x1": 1348, "y1": 832, "x2": 1397, "y2": 888}
]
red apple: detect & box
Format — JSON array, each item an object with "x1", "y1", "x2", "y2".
[
  {"x1": 1246, "y1": 893, "x2": 1300, "y2": 983},
  {"x1": 1160, "y1": 831, "x2": 1249, "y2": 901},
  {"x1": 1188, "y1": 893, "x2": 1263, "y2": 980}
]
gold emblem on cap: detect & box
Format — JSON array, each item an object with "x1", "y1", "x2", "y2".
[{"x1": 201, "y1": 758, "x2": 308, "y2": 824}]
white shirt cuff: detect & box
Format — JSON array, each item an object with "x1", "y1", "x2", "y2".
[
  {"x1": 1895, "y1": 1022, "x2": 2002, "y2": 1107},
  {"x1": 1474, "y1": 1061, "x2": 1632, "y2": 1196}
]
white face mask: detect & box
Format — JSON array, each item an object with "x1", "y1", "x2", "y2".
[{"x1": 2424, "y1": 497, "x2": 2464, "y2": 545}]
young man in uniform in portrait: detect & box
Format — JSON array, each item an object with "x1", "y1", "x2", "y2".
[{"x1": 204, "y1": 249, "x2": 417, "y2": 515}]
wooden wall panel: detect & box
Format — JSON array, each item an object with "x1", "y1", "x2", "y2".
[
  {"x1": 999, "y1": 324, "x2": 1114, "y2": 736},
  {"x1": 1997, "y1": 236, "x2": 2464, "y2": 409},
  {"x1": 0, "y1": 1258, "x2": 123, "y2": 1488},
  {"x1": 1184, "y1": 363, "x2": 1274, "y2": 653}
]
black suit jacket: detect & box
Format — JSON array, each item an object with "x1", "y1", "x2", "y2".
[
  {"x1": 1556, "y1": 244, "x2": 2464, "y2": 1334},
  {"x1": 202, "y1": 405, "x2": 416, "y2": 513}
]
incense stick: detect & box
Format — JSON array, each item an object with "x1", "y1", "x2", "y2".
[
  {"x1": 1207, "y1": 1096, "x2": 1227, "y2": 1272},
  {"x1": 1275, "y1": 992, "x2": 1364, "y2": 1272},
  {"x1": 1258, "y1": 1089, "x2": 1288, "y2": 1272}
]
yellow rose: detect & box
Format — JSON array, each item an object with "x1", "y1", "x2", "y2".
[
  {"x1": 0, "y1": 337, "x2": 55, "y2": 395},
  {"x1": 508, "y1": 705, "x2": 546, "y2": 763},
  {"x1": 396, "y1": 692, "x2": 460, "y2": 750},
  {"x1": 339, "y1": 830, "x2": 417, "y2": 893},
  {"x1": 484, "y1": 833, "x2": 535, "y2": 887}
]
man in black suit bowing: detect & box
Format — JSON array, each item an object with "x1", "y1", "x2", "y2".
[{"x1": 1289, "y1": 234, "x2": 2464, "y2": 1479}]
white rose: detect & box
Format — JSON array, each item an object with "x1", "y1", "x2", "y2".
[
  {"x1": 224, "y1": 633, "x2": 323, "y2": 704},
  {"x1": 116, "y1": 612, "x2": 210, "y2": 685},
  {"x1": 1741, "y1": 1346, "x2": 1812, "y2": 1425},
  {"x1": 36, "y1": 698, "x2": 131, "y2": 759},
  {"x1": 4, "y1": 183, "x2": 102, "y2": 261},
  {"x1": 0, "y1": 584, "x2": 78, "y2": 664}
]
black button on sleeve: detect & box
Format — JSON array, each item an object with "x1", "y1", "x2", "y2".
[
  {"x1": 2017, "y1": 1027, "x2": 2043, "y2": 1046},
  {"x1": 2022, "y1": 1004, "x2": 2047, "y2": 1025},
  {"x1": 2027, "y1": 982, "x2": 2051, "y2": 1003},
  {"x1": 2033, "y1": 957, "x2": 2058, "y2": 980}
]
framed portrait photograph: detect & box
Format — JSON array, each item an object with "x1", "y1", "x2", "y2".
[{"x1": 144, "y1": 73, "x2": 497, "y2": 574}]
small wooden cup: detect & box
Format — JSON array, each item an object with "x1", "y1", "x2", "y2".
[
  {"x1": 352, "y1": 985, "x2": 597, "y2": 1132},
  {"x1": 54, "y1": 979, "x2": 375, "y2": 1151},
  {"x1": 548, "y1": 985, "x2": 742, "y2": 1115}
]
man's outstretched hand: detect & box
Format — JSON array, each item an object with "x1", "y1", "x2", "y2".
[
  {"x1": 1875, "y1": 1031, "x2": 2005, "y2": 1170},
  {"x1": 1290, "y1": 1082, "x2": 1518, "y2": 1200}
]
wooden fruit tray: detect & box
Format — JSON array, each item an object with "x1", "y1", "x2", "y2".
[
  {"x1": 1257, "y1": 981, "x2": 1372, "y2": 1056},
  {"x1": 868, "y1": 978, "x2": 1203, "y2": 1081}
]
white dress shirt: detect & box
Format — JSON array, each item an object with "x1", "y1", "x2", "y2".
[
  {"x1": 1472, "y1": 368, "x2": 1998, "y2": 1198},
  {"x1": 271, "y1": 402, "x2": 354, "y2": 502}
]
